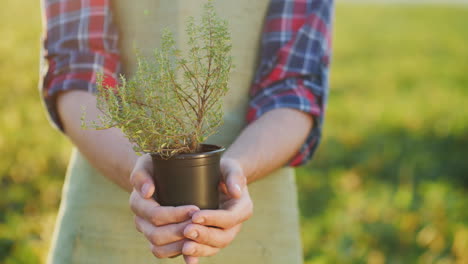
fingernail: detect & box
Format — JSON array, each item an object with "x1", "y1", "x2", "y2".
[
  {"x1": 141, "y1": 183, "x2": 151, "y2": 196},
  {"x1": 193, "y1": 217, "x2": 204, "y2": 224},
  {"x1": 188, "y1": 230, "x2": 198, "y2": 239},
  {"x1": 235, "y1": 184, "x2": 242, "y2": 194}
]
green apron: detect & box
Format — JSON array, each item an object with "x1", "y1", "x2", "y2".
[{"x1": 47, "y1": 1, "x2": 303, "y2": 263}]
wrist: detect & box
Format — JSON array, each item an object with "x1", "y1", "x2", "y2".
[{"x1": 122, "y1": 152, "x2": 139, "y2": 188}]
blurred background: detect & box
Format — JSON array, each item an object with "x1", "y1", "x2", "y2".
[{"x1": 1, "y1": 0, "x2": 467, "y2": 263}]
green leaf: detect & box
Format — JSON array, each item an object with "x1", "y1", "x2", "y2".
[{"x1": 84, "y1": 0, "x2": 232, "y2": 158}]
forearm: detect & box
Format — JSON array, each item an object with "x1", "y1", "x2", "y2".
[
  {"x1": 224, "y1": 108, "x2": 313, "y2": 183},
  {"x1": 57, "y1": 90, "x2": 138, "y2": 192}
]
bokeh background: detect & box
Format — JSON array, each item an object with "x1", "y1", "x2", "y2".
[{"x1": 1, "y1": 0, "x2": 467, "y2": 263}]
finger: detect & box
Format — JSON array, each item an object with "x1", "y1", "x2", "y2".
[
  {"x1": 218, "y1": 182, "x2": 229, "y2": 196},
  {"x1": 130, "y1": 191, "x2": 199, "y2": 226},
  {"x1": 226, "y1": 173, "x2": 244, "y2": 199},
  {"x1": 192, "y1": 209, "x2": 236, "y2": 229},
  {"x1": 130, "y1": 154, "x2": 154, "y2": 198},
  {"x1": 220, "y1": 159, "x2": 245, "y2": 199},
  {"x1": 150, "y1": 240, "x2": 185, "y2": 259},
  {"x1": 136, "y1": 217, "x2": 191, "y2": 246},
  {"x1": 183, "y1": 223, "x2": 241, "y2": 248},
  {"x1": 191, "y1": 196, "x2": 252, "y2": 229},
  {"x1": 183, "y1": 255, "x2": 199, "y2": 264},
  {"x1": 182, "y1": 240, "x2": 220, "y2": 257}
]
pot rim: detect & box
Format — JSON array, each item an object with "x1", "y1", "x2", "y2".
[{"x1": 150, "y1": 144, "x2": 225, "y2": 160}]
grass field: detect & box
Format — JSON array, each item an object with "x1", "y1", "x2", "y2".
[{"x1": 1, "y1": 1, "x2": 467, "y2": 263}]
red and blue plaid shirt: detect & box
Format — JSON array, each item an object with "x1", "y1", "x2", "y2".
[{"x1": 41, "y1": 0, "x2": 334, "y2": 166}]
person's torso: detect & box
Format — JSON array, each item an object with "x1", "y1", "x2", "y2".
[{"x1": 48, "y1": 2, "x2": 304, "y2": 263}]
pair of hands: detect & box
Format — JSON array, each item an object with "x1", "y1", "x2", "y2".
[{"x1": 129, "y1": 155, "x2": 253, "y2": 264}]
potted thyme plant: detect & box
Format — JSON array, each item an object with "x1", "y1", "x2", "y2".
[{"x1": 82, "y1": 1, "x2": 232, "y2": 209}]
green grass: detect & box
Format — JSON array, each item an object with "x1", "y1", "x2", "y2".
[
  {"x1": 297, "y1": 4, "x2": 468, "y2": 264},
  {"x1": 0, "y1": 0, "x2": 72, "y2": 263},
  {"x1": 0, "y1": 1, "x2": 467, "y2": 263}
]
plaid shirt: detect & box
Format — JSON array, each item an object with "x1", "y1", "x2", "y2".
[{"x1": 41, "y1": 0, "x2": 333, "y2": 166}]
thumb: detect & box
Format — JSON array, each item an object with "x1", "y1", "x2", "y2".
[
  {"x1": 221, "y1": 158, "x2": 246, "y2": 199},
  {"x1": 130, "y1": 154, "x2": 155, "y2": 199}
]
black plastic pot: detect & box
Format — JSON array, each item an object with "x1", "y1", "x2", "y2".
[{"x1": 150, "y1": 144, "x2": 224, "y2": 209}]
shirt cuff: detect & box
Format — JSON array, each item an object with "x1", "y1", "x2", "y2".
[
  {"x1": 246, "y1": 76, "x2": 325, "y2": 167},
  {"x1": 41, "y1": 52, "x2": 120, "y2": 132}
]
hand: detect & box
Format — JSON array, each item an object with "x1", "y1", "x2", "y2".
[
  {"x1": 181, "y1": 158, "x2": 253, "y2": 263},
  {"x1": 129, "y1": 154, "x2": 200, "y2": 259}
]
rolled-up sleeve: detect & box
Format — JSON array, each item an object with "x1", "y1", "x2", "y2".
[
  {"x1": 247, "y1": 0, "x2": 334, "y2": 166},
  {"x1": 40, "y1": 0, "x2": 120, "y2": 132}
]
